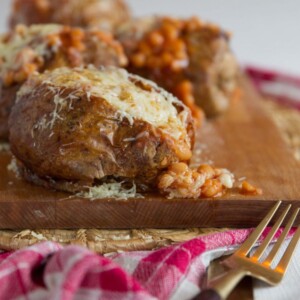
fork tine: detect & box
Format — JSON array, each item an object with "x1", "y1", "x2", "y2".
[
  {"x1": 275, "y1": 226, "x2": 300, "y2": 274},
  {"x1": 264, "y1": 208, "x2": 300, "y2": 266},
  {"x1": 236, "y1": 201, "x2": 281, "y2": 256},
  {"x1": 252, "y1": 204, "x2": 291, "y2": 261}
]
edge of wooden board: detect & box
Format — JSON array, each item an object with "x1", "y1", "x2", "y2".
[{"x1": 0, "y1": 77, "x2": 299, "y2": 229}]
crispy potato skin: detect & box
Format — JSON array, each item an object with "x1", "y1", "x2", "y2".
[
  {"x1": 117, "y1": 17, "x2": 239, "y2": 117},
  {"x1": 10, "y1": 0, "x2": 131, "y2": 32},
  {"x1": 9, "y1": 70, "x2": 194, "y2": 192},
  {"x1": 0, "y1": 84, "x2": 20, "y2": 140}
]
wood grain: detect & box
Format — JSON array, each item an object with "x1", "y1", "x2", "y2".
[{"x1": 0, "y1": 77, "x2": 299, "y2": 229}]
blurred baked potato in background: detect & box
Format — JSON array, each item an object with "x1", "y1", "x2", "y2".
[
  {"x1": 0, "y1": 24, "x2": 127, "y2": 140},
  {"x1": 116, "y1": 16, "x2": 240, "y2": 119},
  {"x1": 10, "y1": 0, "x2": 131, "y2": 32}
]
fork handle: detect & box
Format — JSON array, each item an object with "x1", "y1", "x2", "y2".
[{"x1": 192, "y1": 268, "x2": 246, "y2": 300}]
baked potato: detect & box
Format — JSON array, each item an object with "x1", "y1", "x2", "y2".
[
  {"x1": 0, "y1": 24, "x2": 127, "y2": 140},
  {"x1": 116, "y1": 16, "x2": 240, "y2": 119},
  {"x1": 9, "y1": 66, "x2": 195, "y2": 193},
  {"x1": 10, "y1": 0, "x2": 131, "y2": 32}
]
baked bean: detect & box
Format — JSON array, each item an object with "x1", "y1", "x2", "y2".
[
  {"x1": 169, "y1": 162, "x2": 189, "y2": 174},
  {"x1": 158, "y1": 173, "x2": 175, "y2": 189},
  {"x1": 201, "y1": 179, "x2": 223, "y2": 197},
  {"x1": 157, "y1": 162, "x2": 235, "y2": 199},
  {"x1": 197, "y1": 164, "x2": 215, "y2": 180},
  {"x1": 240, "y1": 181, "x2": 263, "y2": 195},
  {"x1": 148, "y1": 31, "x2": 164, "y2": 47}
]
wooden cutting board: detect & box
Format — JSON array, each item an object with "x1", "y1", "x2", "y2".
[{"x1": 0, "y1": 77, "x2": 299, "y2": 229}]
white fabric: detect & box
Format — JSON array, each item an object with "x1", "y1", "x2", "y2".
[{"x1": 254, "y1": 241, "x2": 300, "y2": 300}]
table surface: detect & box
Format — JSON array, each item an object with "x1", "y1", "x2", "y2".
[{"x1": 1, "y1": 0, "x2": 300, "y2": 76}]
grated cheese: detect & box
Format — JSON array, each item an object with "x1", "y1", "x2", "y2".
[
  {"x1": 77, "y1": 182, "x2": 143, "y2": 200},
  {"x1": 30, "y1": 88, "x2": 71, "y2": 137},
  {"x1": 47, "y1": 95, "x2": 66, "y2": 129},
  {"x1": 31, "y1": 115, "x2": 48, "y2": 138},
  {"x1": 219, "y1": 173, "x2": 234, "y2": 189},
  {"x1": 25, "y1": 66, "x2": 191, "y2": 143}
]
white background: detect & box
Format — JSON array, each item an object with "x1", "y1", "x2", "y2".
[{"x1": 0, "y1": 0, "x2": 299, "y2": 76}]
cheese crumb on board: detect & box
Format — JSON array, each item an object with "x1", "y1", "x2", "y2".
[
  {"x1": 77, "y1": 182, "x2": 143, "y2": 200},
  {"x1": 7, "y1": 157, "x2": 20, "y2": 177}
]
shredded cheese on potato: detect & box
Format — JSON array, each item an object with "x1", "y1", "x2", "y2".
[
  {"x1": 7, "y1": 157, "x2": 19, "y2": 177},
  {"x1": 20, "y1": 66, "x2": 191, "y2": 143}
]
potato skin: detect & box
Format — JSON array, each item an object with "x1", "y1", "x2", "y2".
[
  {"x1": 117, "y1": 17, "x2": 239, "y2": 118},
  {"x1": 0, "y1": 84, "x2": 20, "y2": 141},
  {"x1": 9, "y1": 68, "x2": 194, "y2": 192},
  {"x1": 10, "y1": 0, "x2": 131, "y2": 32}
]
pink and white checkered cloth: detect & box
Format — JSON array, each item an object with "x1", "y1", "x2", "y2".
[
  {"x1": 0, "y1": 228, "x2": 295, "y2": 300},
  {"x1": 0, "y1": 67, "x2": 299, "y2": 300},
  {"x1": 245, "y1": 65, "x2": 300, "y2": 109}
]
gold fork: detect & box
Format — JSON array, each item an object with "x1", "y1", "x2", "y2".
[{"x1": 194, "y1": 201, "x2": 300, "y2": 300}]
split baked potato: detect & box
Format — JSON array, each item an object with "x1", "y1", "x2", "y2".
[{"x1": 9, "y1": 67, "x2": 195, "y2": 192}]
